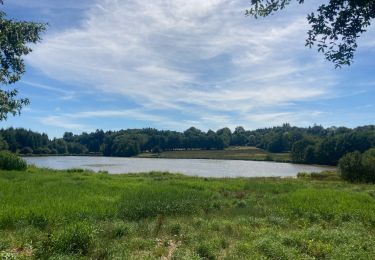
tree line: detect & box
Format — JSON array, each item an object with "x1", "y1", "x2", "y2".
[{"x1": 0, "y1": 124, "x2": 374, "y2": 166}]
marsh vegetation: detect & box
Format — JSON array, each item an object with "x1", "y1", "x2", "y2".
[{"x1": 1, "y1": 167, "x2": 374, "y2": 259}]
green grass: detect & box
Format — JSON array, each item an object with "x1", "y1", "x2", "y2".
[
  {"x1": 138, "y1": 146, "x2": 291, "y2": 162},
  {"x1": 0, "y1": 167, "x2": 375, "y2": 259}
]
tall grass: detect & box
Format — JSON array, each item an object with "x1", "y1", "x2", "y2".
[
  {"x1": 118, "y1": 185, "x2": 211, "y2": 220},
  {"x1": 1, "y1": 167, "x2": 374, "y2": 259}
]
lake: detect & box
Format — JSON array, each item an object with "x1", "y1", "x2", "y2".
[{"x1": 24, "y1": 156, "x2": 335, "y2": 178}]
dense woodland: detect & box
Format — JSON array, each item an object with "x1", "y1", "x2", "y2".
[{"x1": 0, "y1": 124, "x2": 374, "y2": 166}]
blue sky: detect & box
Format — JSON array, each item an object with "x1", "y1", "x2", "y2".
[{"x1": 2, "y1": 0, "x2": 375, "y2": 137}]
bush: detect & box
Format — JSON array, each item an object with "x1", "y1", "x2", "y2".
[
  {"x1": 151, "y1": 146, "x2": 162, "y2": 153},
  {"x1": 19, "y1": 146, "x2": 33, "y2": 155},
  {"x1": 339, "y1": 151, "x2": 363, "y2": 182},
  {"x1": 67, "y1": 168, "x2": 85, "y2": 173},
  {"x1": 0, "y1": 151, "x2": 27, "y2": 171},
  {"x1": 34, "y1": 147, "x2": 52, "y2": 155},
  {"x1": 362, "y1": 149, "x2": 375, "y2": 183},
  {"x1": 297, "y1": 171, "x2": 340, "y2": 181},
  {"x1": 339, "y1": 149, "x2": 375, "y2": 183}
]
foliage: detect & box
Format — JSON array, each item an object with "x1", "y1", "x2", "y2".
[
  {"x1": 339, "y1": 148, "x2": 375, "y2": 183},
  {"x1": 291, "y1": 139, "x2": 313, "y2": 162},
  {"x1": 19, "y1": 146, "x2": 33, "y2": 154},
  {"x1": 0, "y1": 124, "x2": 374, "y2": 166},
  {"x1": 339, "y1": 151, "x2": 363, "y2": 182},
  {"x1": 1, "y1": 168, "x2": 375, "y2": 258},
  {"x1": 291, "y1": 130, "x2": 374, "y2": 165},
  {"x1": 246, "y1": 0, "x2": 375, "y2": 67},
  {"x1": 362, "y1": 148, "x2": 375, "y2": 183},
  {"x1": 297, "y1": 171, "x2": 340, "y2": 181},
  {"x1": 0, "y1": 6, "x2": 46, "y2": 120},
  {"x1": 0, "y1": 150, "x2": 26, "y2": 170}
]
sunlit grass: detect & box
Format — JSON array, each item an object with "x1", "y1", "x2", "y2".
[{"x1": 0, "y1": 167, "x2": 374, "y2": 259}]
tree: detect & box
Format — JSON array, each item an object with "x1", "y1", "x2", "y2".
[
  {"x1": 268, "y1": 134, "x2": 284, "y2": 152},
  {"x1": 246, "y1": 0, "x2": 375, "y2": 68},
  {"x1": 0, "y1": 3, "x2": 46, "y2": 120},
  {"x1": 339, "y1": 148, "x2": 375, "y2": 183},
  {"x1": 315, "y1": 138, "x2": 338, "y2": 165},
  {"x1": 362, "y1": 148, "x2": 375, "y2": 183},
  {"x1": 0, "y1": 134, "x2": 8, "y2": 150},
  {"x1": 304, "y1": 145, "x2": 316, "y2": 163},
  {"x1": 291, "y1": 138, "x2": 311, "y2": 162},
  {"x1": 216, "y1": 127, "x2": 232, "y2": 148},
  {"x1": 112, "y1": 136, "x2": 141, "y2": 157},
  {"x1": 339, "y1": 151, "x2": 363, "y2": 182}
]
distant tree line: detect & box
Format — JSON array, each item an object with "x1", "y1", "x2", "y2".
[{"x1": 0, "y1": 124, "x2": 374, "y2": 166}]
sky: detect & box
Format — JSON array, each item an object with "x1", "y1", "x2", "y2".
[{"x1": 2, "y1": 0, "x2": 375, "y2": 137}]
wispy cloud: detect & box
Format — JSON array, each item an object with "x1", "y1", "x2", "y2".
[
  {"x1": 244, "y1": 110, "x2": 326, "y2": 127},
  {"x1": 39, "y1": 109, "x2": 167, "y2": 132},
  {"x1": 21, "y1": 81, "x2": 77, "y2": 100},
  {"x1": 8, "y1": 0, "x2": 93, "y2": 9},
  {"x1": 28, "y1": 0, "x2": 342, "y2": 131},
  {"x1": 40, "y1": 116, "x2": 89, "y2": 131}
]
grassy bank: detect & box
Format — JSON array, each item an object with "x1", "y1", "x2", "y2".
[
  {"x1": 138, "y1": 146, "x2": 291, "y2": 162},
  {"x1": 1, "y1": 168, "x2": 375, "y2": 259}
]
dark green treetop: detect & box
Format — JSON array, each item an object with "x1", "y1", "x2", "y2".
[{"x1": 0, "y1": 2, "x2": 46, "y2": 120}]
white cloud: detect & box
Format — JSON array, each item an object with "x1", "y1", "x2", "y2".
[
  {"x1": 245, "y1": 110, "x2": 326, "y2": 127},
  {"x1": 69, "y1": 109, "x2": 165, "y2": 122},
  {"x1": 8, "y1": 0, "x2": 93, "y2": 9},
  {"x1": 40, "y1": 116, "x2": 89, "y2": 131},
  {"x1": 21, "y1": 81, "x2": 77, "y2": 100},
  {"x1": 39, "y1": 109, "x2": 167, "y2": 131},
  {"x1": 28, "y1": 0, "x2": 338, "y2": 130}
]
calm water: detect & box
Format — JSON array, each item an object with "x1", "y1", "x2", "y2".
[{"x1": 24, "y1": 156, "x2": 335, "y2": 178}]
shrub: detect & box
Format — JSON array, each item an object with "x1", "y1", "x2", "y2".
[
  {"x1": 67, "y1": 168, "x2": 85, "y2": 173},
  {"x1": 297, "y1": 172, "x2": 310, "y2": 178},
  {"x1": 297, "y1": 171, "x2": 340, "y2": 181},
  {"x1": 19, "y1": 146, "x2": 33, "y2": 155},
  {"x1": 34, "y1": 147, "x2": 52, "y2": 155},
  {"x1": 0, "y1": 151, "x2": 27, "y2": 171},
  {"x1": 151, "y1": 146, "x2": 162, "y2": 153},
  {"x1": 49, "y1": 148, "x2": 58, "y2": 154},
  {"x1": 339, "y1": 151, "x2": 363, "y2": 182},
  {"x1": 339, "y1": 149, "x2": 375, "y2": 183},
  {"x1": 362, "y1": 148, "x2": 375, "y2": 183}
]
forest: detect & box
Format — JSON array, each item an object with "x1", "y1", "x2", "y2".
[{"x1": 0, "y1": 124, "x2": 374, "y2": 166}]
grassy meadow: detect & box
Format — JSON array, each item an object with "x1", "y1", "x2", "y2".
[
  {"x1": 0, "y1": 167, "x2": 375, "y2": 259},
  {"x1": 138, "y1": 146, "x2": 291, "y2": 162}
]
